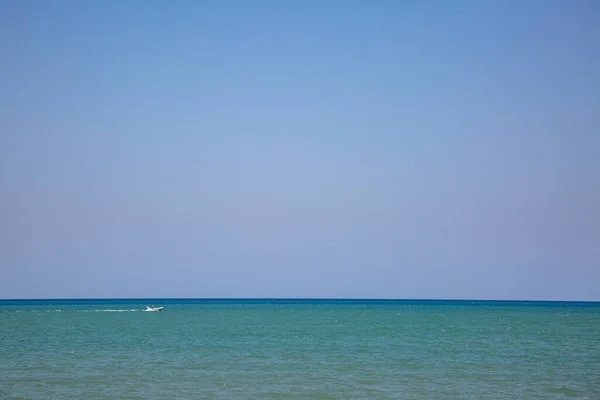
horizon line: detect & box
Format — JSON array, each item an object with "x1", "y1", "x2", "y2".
[{"x1": 1, "y1": 297, "x2": 599, "y2": 303}]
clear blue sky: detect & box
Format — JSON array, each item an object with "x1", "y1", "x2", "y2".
[{"x1": 1, "y1": 0, "x2": 598, "y2": 300}]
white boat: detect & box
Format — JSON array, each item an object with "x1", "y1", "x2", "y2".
[{"x1": 145, "y1": 306, "x2": 164, "y2": 312}]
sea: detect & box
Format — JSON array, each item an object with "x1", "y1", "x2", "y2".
[{"x1": 1, "y1": 299, "x2": 599, "y2": 399}]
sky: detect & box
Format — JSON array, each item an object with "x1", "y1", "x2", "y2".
[{"x1": 1, "y1": 0, "x2": 599, "y2": 300}]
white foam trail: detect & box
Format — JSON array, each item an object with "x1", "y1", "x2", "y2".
[
  {"x1": 76, "y1": 309, "x2": 140, "y2": 312},
  {"x1": 11, "y1": 308, "x2": 142, "y2": 313}
]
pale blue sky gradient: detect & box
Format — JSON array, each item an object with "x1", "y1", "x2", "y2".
[{"x1": 1, "y1": 0, "x2": 599, "y2": 300}]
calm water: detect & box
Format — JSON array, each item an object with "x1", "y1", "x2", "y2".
[{"x1": 1, "y1": 299, "x2": 599, "y2": 399}]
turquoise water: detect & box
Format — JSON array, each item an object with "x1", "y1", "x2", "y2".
[{"x1": 1, "y1": 299, "x2": 599, "y2": 399}]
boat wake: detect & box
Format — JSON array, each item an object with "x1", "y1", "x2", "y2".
[
  {"x1": 73, "y1": 309, "x2": 140, "y2": 312},
  {"x1": 9, "y1": 308, "x2": 145, "y2": 313}
]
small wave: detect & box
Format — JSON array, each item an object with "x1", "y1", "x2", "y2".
[
  {"x1": 544, "y1": 386, "x2": 579, "y2": 395},
  {"x1": 7, "y1": 309, "x2": 64, "y2": 313}
]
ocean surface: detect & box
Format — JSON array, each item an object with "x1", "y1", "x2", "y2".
[{"x1": 1, "y1": 299, "x2": 599, "y2": 399}]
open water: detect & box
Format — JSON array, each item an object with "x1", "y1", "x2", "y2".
[{"x1": 1, "y1": 299, "x2": 599, "y2": 399}]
